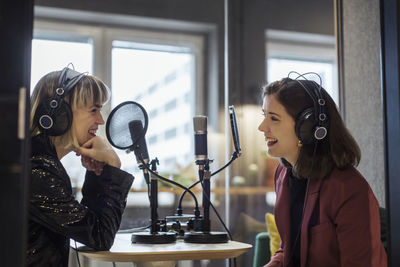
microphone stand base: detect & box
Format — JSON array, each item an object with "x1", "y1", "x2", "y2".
[
  {"x1": 184, "y1": 231, "x2": 229, "y2": 243},
  {"x1": 131, "y1": 232, "x2": 176, "y2": 244}
]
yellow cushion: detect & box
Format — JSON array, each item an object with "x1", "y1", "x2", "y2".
[{"x1": 265, "y1": 213, "x2": 281, "y2": 256}]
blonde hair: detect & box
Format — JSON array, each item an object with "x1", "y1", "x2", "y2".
[{"x1": 30, "y1": 70, "x2": 110, "y2": 149}]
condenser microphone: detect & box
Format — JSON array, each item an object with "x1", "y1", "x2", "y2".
[
  {"x1": 185, "y1": 115, "x2": 229, "y2": 244},
  {"x1": 129, "y1": 120, "x2": 150, "y2": 169},
  {"x1": 193, "y1": 115, "x2": 208, "y2": 164}
]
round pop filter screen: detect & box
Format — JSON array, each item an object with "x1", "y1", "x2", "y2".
[{"x1": 106, "y1": 101, "x2": 148, "y2": 150}]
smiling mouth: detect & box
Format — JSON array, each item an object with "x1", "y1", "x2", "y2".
[
  {"x1": 88, "y1": 129, "x2": 97, "y2": 136},
  {"x1": 266, "y1": 137, "x2": 278, "y2": 146}
]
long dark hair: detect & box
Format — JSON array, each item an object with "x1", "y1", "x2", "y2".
[{"x1": 262, "y1": 78, "x2": 361, "y2": 179}]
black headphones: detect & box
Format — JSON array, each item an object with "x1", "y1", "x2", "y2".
[
  {"x1": 34, "y1": 67, "x2": 87, "y2": 136},
  {"x1": 289, "y1": 71, "x2": 328, "y2": 145}
]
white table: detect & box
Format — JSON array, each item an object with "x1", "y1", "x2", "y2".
[{"x1": 71, "y1": 233, "x2": 252, "y2": 266}]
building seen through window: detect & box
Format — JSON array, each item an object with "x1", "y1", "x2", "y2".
[
  {"x1": 266, "y1": 30, "x2": 338, "y2": 105},
  {"x1": 111, "y1": 44, "x2": 196, "y2": 188}
]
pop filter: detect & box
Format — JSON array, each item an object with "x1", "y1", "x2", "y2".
[{"x1": 106, "y1": 101, "x2": 148, "y2": 150}]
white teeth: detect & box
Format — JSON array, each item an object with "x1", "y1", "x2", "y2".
[
  {"x1": 266, "y1": 137, "x2": 277, "y2": 142},
  {"x1": 88, "y1": 130, "x2": 96, "y2": 134}
]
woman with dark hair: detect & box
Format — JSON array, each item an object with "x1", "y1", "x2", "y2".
[
  {"x1": 27, "y1": 67, "x2": 134, "y2": 266},
  {"x1": 259, "y1": 77, "x2": 387, "y2": 267}
]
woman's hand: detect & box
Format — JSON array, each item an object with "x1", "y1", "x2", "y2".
[
  {"x1": 75, "y1": 136, "x2": 121, "y2": 169},
  {"x1": 80, "y1": 155, "x2": 105, "y2": 175}
]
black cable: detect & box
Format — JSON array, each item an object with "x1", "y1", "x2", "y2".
[
  {"x1": 138, "y1": 156, "x2": 200, "y2": 211},
  {"x1": 177, "y1": 180, "x2": 200, "y2": 213},
  {"x1": 176, "y1": 151, "x2": 238, "y2": 214},
  {"x1": 138, "y1": 152, "x2": 238, "y2": 266},
  {"x1": 199, "y1": 177, "x2": 236, "y2": 267},
  {"x1": 211, "y1": 151, "x2": 238, "y2": 177},
  {"x1": 199, "y1": 178, "x2": 233, "y2": 240}
]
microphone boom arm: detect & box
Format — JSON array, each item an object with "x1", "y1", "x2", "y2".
[
  {"x1": 138, "y1": 156, "x2": 200, "y2": 216},
  {"x1": 176, "y1": 151, "x2": 239, "y2": 213}
]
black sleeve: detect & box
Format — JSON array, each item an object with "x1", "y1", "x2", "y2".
[{"x1": 30, "y1": 160, "x2": 134, "y2": 251}]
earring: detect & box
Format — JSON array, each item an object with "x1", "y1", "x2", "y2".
[{"x1": 297, "y1": 140, "x2": 303, "y2": 147}]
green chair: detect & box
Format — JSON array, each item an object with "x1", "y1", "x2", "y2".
[{"x1": 253, "y1": 232, "x2": 271, "y2": 267}]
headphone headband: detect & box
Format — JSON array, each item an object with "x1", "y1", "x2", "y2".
[
  {"x1": 288, "y1": 71, "x2": 328, "y2": 143},
  {"x1": 58, "y1": 67, "x2": 87, "y2": 95},
  {"x1": 37, "y1": 67, "x2": 87, "y2": 136}
]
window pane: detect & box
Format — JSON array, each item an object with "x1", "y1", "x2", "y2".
[
  {"x1": 111, "y1": 43, "x2": 195, "y2": 189},
  {"x1": 267, "y1": 58, "x2": 337, "y2": 105},
  {"x1": 31, "y1": 39, "x2": 93, "y2": 91}
]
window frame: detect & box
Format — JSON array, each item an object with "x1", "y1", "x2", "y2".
[
  {"x1": 265, "y1": 29, "x2": 339, "y2": 107},
  {"x1": 33, "y1": 18, "x2": 205, "y2": 207},
  {"x1": 34, "y1": 19, "x2": 204, "y2": 114}
]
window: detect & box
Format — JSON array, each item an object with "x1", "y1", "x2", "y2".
[
  {"x1": 32, "y1": 19, "x2": 204, "y2": 200},
  {"x1": 266, "y1": 29, "x2": 338, "y2": 105},
  {"x1": 148, "y1": 135, "x2": 158, "y2": 145},
  {"x1": 31, "y1": 39, "x2": 93, "y2": 91},
  {"x1": 107, "y1": 28, "x2": 204, "y2": 187},
  {"x1": 165, "y1": 99, "x2": 178, "y2": 112},
  {"x1": 165, "y1": 128, "x2": 177, "y2": 140},
  {"x1": 148, "y1": 109, "x2": 158, "y2": 118}
]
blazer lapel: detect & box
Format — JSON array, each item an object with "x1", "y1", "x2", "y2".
[
  {"x1": 300, "y1": 177, "x2": 323, "y2": 267},
  {"x1": 274, "y1": 167, "x2": 292, "y2": 266}
]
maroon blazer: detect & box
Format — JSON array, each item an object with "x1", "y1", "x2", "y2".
[{"x1": 267, "y1": 165, "x2": 387, "y2": 267}]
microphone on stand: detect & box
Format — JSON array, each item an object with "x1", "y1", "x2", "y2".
[
  {"x1": 184, "y1": 115, "x2": 228, "y2": 244},
  {"x1": 128, "y1": 120, "x2": 176, "y2": 244},
  {"x1": 194, "y1": 115, "x2": 208, "y2": 166},
  {"x1": 176, "y1": 106, "x2": 242, "y2": 218},
  {"x1": 129, "y1": 120, "x2": 150, "y2": 185},
  {"x1": 193, "y1": 116, "x2": 210, "y2": 224},
  {"x1": 106, "y1": 101, "x2": 203, "y2": 241}
]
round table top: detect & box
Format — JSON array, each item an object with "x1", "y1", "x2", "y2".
[{"x1": 71, "y1": 233, "x2": 252, "y2": 262}]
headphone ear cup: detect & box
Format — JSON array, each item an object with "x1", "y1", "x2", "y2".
[
  {"x1": 35, "y1": 101, "x2": 73, "y2": 136},
  {"x1": 51, "y1": 102, "x2": 73, "y2": 136},
  {"x1": 34, "y1": 101, "x2": 54, "y2": 132},
  {"x1": 295, "y1": 108, "x2": 317, "y2": 145}
]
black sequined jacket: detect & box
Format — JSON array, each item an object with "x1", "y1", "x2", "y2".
[{"x1": 27, "y1": 134, "x2": 134, "y2": 267}]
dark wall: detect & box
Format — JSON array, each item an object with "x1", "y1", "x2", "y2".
[
  {"x1": 0, "y1": 0, "x2": 33, "y2": 266},
  {"x1": 35, "y1": 0, "x2": 224, "y2": 24},
  {"x1": 35, "y1": 0, "x2": 333, "y2": 32}
]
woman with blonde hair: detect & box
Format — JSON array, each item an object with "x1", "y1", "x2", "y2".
[{"x1": 27, "y1": 67, "x2": 134, "y2": 266}]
